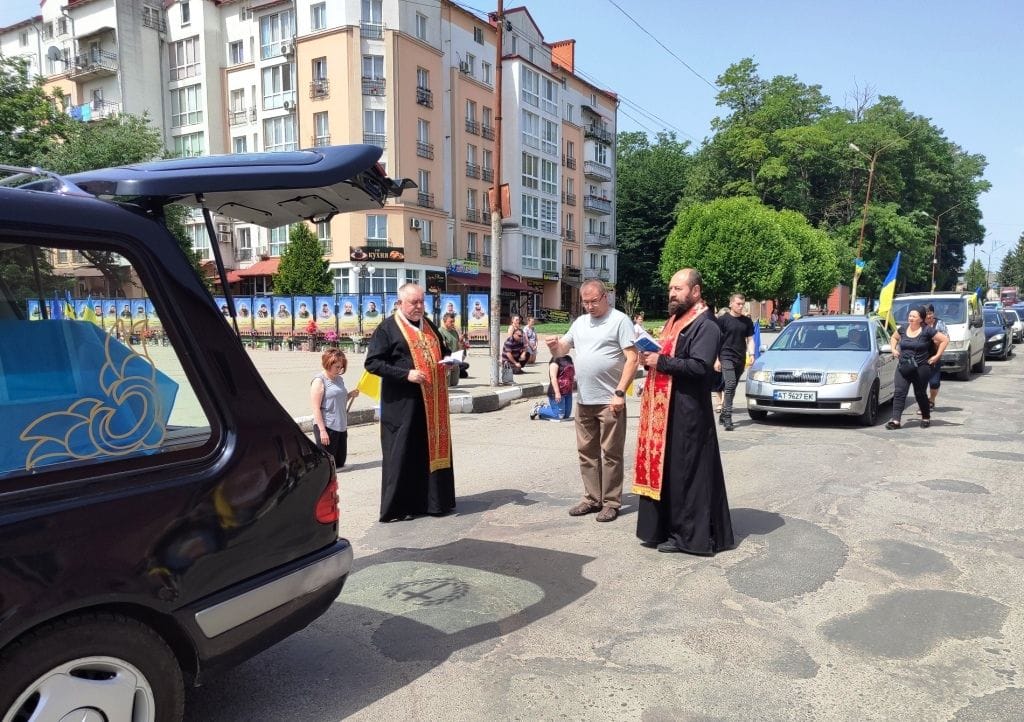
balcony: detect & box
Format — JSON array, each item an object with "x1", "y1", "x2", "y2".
[
  {"x1": 482, "y1": 210, "x2": 491, "y2": 224},
  {"x1": 417, "y1": 192, "x2": 434, "y2": 208},
  {"x1": 466, "y1": 251, "x2": 479, "y2": 262},
  {"x1": 466, "y1": 162, "x2": 481, "y2": 179},
  {"x1": 482, "y1": 255, "x2": 492, "y2": 267},
  {"x1": 416, "y1": 86, "x2": 433, "y2": 108},
  {"x1": 362, "y1": 77, "x2": 386, "y2": 96},
  {"x1": 561, "y1": 192, "x2": 577, "y2": 206},
  {"x1": 585, "y1": 232, "x2": 613, "y2": 248},
  {"x1": 361, "y1": 21, "x2": 384, "y2": 39},
  {"x1": 229, "y1": 107, "x2": 256, "y2": 126},
  {"x1": 583, "y1": 195, "x2": 612, "y2": 214},
  {"x1": 416, "y1": 141, "x2": 434, "y2": 159},
  {"x1": 481, "y1": 125, "x2": 495, "y2": 140},
  {"x1": 465, "y1": 119, "x2": 480, "y2": 135},
  {"x1": 583, "y1": 160, "x2": 612, "y2": 182},
  {"x1": 562, "y1": 155, "x2": 576, "y2": 170},
  {"x1": 319, "y1": 239, "x2": 333, "y2": 255},
  {"x1": 237, "y1": 248, "x2": 253, "y2": 262},
  {"x1": 310, "y1": 78, "x2": 329, "y2": 99},
  {"x1": 79, "y1": 99, "x2": 120, "y2": 121},
  {"x1": 312, "y1": 135, "x2": 330, "y2": 147},
  {"x1": 69, "y1": 50, "x2": 118, "y2": 80},
  {"x1": 481, "y1": 167, "x2": 493, "y2": 182},
  {"x1": 583, "y1": 267, "x2": 610, "y2": 280},
  {"x1": 363, "y1": 132, "x2": 386, "y2": 147},
  {"x1": 563, "y1": 229, "x2": 576, "y2": 242},
  {"x1": 465, "y1": 208, "x2": 480, "y2": 223},
  {"x1": 584, "y1": 124, "x2": 613, "y2": 144},
  {"x1": 562, "y1": 265, "x2": 581, "y2": 281},
  {"x1": 420, "y1": 242, "x2": 437, "y2": 257}
]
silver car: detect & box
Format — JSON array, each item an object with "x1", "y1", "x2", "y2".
[{"x1": 745, "y1": 315, "x2": 896, "y2": 426}]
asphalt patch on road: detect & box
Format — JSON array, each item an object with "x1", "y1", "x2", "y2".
[
  {"x1": 820, "y1": 589, "x2": 1008, "y2": 659},
  {"x1": 867, "y1": 539, "x2": 958, "y2": 578},
  {"x1": 919, "y1": 478, "x2": 990, "y2": 494},
  {"x1": 953, "y1": 687, "x2": 1024, "y2": 720},
  {"x1": 970, "y1": 450, "x2": 1024, "y2": 463}
]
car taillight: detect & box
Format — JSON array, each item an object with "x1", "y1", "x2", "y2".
[{"x1": 315, "y1": 472, "x2": 339, "y2": 524}]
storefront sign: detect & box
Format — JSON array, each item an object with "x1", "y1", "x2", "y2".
[
  {"x1": 350, "y1": 246, "x2": 405, "y2": 262},
  {"x1": 542, "y1": 271, "x2": 560, "y2": 281},
  {"x1": 425, "y1": 270, "x2": 447, "y2": 293},
  {"x1": 447, "y1": 258, "x2": 480, "y2": 275}
]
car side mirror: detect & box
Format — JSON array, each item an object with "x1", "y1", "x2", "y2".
[
  {"x1": 879, "y1": 343, "x2": 892, "y2": 354},
  {"x1": 759, "y1": 344, "x2": 767, "y2": 353}
]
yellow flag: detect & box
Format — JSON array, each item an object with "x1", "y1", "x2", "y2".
[{"x1": 356, "y1": 370, "x2": 381, "y2": 401}]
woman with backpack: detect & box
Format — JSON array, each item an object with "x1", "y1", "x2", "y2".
[{"x1": 531, "y1": 355, "x2": 575, "y2": 421}]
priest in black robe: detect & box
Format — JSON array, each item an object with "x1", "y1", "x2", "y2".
[
  {"x1": 365, "y1": 283, "x2": 456, "y2": 521},
  {"x1": 633, "y1": 268, "x2": 734, "y2": 555}
]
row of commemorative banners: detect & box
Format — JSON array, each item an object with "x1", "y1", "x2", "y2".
[{"x1": 26, "y1": 295, "x2": 493, "y2": 340}]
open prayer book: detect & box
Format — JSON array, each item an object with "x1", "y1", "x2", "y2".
[
  {"x1": 439, "y1": 349, "x2": 465, "y2": 365},
  {"x1": 633, "y1": 331, "x2": 662, "y2": 353}
]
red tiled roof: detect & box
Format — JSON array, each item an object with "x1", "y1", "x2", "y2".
[{"x1": 235, "y1": 258, "x2": 280, "y2": 277}]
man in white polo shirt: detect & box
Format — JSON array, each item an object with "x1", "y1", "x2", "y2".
[{"x1": 546, "y1": 280, "x2": 638, "y2": 522}]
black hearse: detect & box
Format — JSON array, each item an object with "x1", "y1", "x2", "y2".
[{"x1": 0, "y1": 146, "x2": 410, "y2": 719}]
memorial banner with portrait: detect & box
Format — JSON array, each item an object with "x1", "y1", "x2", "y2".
[
  {"x1": 272, "y1": 296, "x2": 293, "y2": 335},
  {"x1": 253, "y1": 298, "x2": 273, "y2": 333},
  {"x1": 440, "y1": 294, "x2": 462, "y2": 329},
  {"x1": 146, "y1": 299, "x2": 163, "y2": 332},
  {"x1": 385, "y1": 294, "x2": 400, "y2": 317},
  {"x1": 315, "y1": 295, "x2": 337, "y2": 332},
  {"x1": 361, "y1": 294, "x2": 383, "y2": 334},
  {"x1": 338, "y1": 295, "x2": 359, "y2": 335},
  {"x1": 293, "y1": 296, "x2": 314, "y2": 326},
  {"x1": 233, "y1": 296, "x2": 253, "y2": 332},
  {"x1": 466, "y1": 293, "x2": 489, "y2": 340},
  {"x1": 214, "y1": 296, "x2": 231, "y2": 321}
]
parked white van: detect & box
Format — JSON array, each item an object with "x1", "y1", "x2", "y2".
[{"x1": 891, "y1": 293, "x2": 986, "y2": 380}]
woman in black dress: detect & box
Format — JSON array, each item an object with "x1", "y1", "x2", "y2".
[{"x1": 887, "y1": 305, "x2": 949, "y2": 429}]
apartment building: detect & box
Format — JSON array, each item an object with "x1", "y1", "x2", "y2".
[{"x1": 1, "y1": 0, "x2": 618, "y2": 315}]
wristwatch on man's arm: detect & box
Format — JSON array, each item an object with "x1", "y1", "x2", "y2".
[{"x1": 614, "y1": 389, "x2": 626, "y2": 398}]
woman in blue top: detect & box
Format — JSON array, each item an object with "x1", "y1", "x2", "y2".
[{"x1": 887, "y1": 306, "x2": 948, "y2": 429}]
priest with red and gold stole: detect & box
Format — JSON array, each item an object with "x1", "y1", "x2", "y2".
[
  {"x1": 633, "y1": 268, "x2": 734, "y2": 556},
  {"x1": 365, "y1": 283, "x2": 455, "y2": 522}
]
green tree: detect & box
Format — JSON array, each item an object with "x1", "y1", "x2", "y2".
[
  {"x1": 997, "y1": 232, "x2": 1024, "y2": 290},
  {"x1": 615, "y1": 131, "x2": 692, "y2": 313},
  {"x1": 776, "y1": 209, "x2": 841, "y2": 306},
  {"x1": 0, "y1": 56, "x2": 72, "y2": 166},
  {"x1": 963, "y1": 259, "x2": 987, "y2": 291},
  {"x1": 660, "y1": 197, "x2": 800, "y2": 309},
  {"x1": 275, "y1": 223, "x2": 332, "y2": 295}
]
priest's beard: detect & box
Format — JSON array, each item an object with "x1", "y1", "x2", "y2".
[{"x1": 668, "y1": 294, "x2": 695, "y2": 318}]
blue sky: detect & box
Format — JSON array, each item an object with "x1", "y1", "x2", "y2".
[{"x1": 4, "y1": 0, "x2": 1020, "y2": 270}]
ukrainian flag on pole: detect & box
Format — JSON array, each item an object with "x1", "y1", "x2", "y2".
[
  {"x1": 791, "y1": 294, "x2": 803, "y2": 320},
  {"x1": 876, "y1": 251, "x2": 901, "y2": 326}
]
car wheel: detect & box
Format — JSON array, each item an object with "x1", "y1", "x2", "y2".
[
  {"x1": 956, "y1": 354, "x2": 972, "y2": 381},
  {"x1": 972, "y1": 349, "x2": 986, "y2": 373},
  {"x1": 747, "y1": 407, "x2": 768, "y2": 422},
  {"x1": 0, "y1": 612, "x2": 184, "y2": 722},
  {"x1": 858, "y1": 382, "x2": 879, "y2": 426}
]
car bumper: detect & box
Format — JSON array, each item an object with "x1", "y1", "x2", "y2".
[
  {"x1": 985, "y1": 340, "x2": 1008, "y2": 357},
  {"x1": 745, "y1": 380, "x2": 868, "y2": 416},
  {"x1": 938, "y1": 350, "x2": 968, "y2": 372},
  {"x1": 180, "y1": 538, "x2": 353, "y2": 683}
]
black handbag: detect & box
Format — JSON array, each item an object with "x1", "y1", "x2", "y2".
[{"x1": 898, "y1": 354, "x2": 920, "y2": 373}]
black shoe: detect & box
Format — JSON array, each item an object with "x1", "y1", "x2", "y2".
[
  {"x1": 657, "y1": 540, "x2": 683, "y2": 553},
  {"x1": 921, "y1": 419, "x2": 930, "y2": 428},
  {"x1": 885, "y1": 420, "x2": 901, "y2": 430},
  {"x1": 724, "y1": 421, "x2": 735, "y2": 431}
]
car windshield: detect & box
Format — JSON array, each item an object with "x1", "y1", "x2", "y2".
[
  {"x1": 984, "y1": 312, "x2": 1004, "y2": 327},
  {"x1": 891, "y1": 298, "x2": 967, "y2": 324},
  {"x1": 1003, "y1": 310, "x2": 1020, "y2": 323},
  {"x1": 770, "y1": 321, "x2": 871, "y2": 351}
]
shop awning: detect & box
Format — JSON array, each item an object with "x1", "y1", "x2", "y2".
[
  {"x1": 447, "y1": 272, "x2": 534, "y2": 292},
  {"x1": 235, "y1": 258, "x2": 281, "y2": 277}
]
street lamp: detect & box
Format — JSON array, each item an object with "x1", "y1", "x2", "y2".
[
  {"x1": 915, "y1": 201, "x2": 965, "y2": 292},
  {"x1": 355, "y1": 261, "x2": 375, "y2": 334},
  {"x1": 848, "y1": 135, "x2": 910, "y2": 313}
]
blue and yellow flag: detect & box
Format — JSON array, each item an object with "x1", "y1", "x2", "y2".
[
  {"x1": 876, "y1": 251, "x2": 901, "y2": 325},
  {"x1": 791, "y1": 294, "x2": 803, "y2": 320}
]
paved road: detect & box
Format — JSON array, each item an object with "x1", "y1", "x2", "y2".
[{"x1": 185, "y1": 350, "x2": 1024, "y2": 721}]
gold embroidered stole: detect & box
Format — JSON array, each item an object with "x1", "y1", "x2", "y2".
[
  {"x1": 631, "y1": 303, "x2": 706, "y2": 501},
  {"x1": 395, "y1": 313, "x2": 452, "y2": 472}
]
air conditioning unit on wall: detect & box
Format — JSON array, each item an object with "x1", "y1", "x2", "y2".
[
  {"x1": 282, "y1": 99, "x2": 294, "y2": 111},
  {"x1": 216, "y1": 222, "x2": 231, "y2": 233},
  {"x1": 280, "y1": 43, "x2": 293, "y2": 56},
  {"x1": 410, "y1": 218, "x2": 422, "y2": 230},
  {"x1": 459, "y1": 61, "x2": 470, "y2": 73}
]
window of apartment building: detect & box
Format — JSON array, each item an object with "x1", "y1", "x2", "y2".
[
  {"x1": 261, "y1": 63, "x2": 295, "y2": 109},
  {"x1": 366, "y1": 215, "x2": 387, "y2": 245},
  {"x1": 482, "y1": 106, "x2": 492, "y2": 130},
  {"x1": 521, "y1": 195, "x2": 539, "y2": 229},
  {"x1": 473, "y1": 27, "x2": 484, "y2": 44},
  {"x1": 317, "y1": 220, "x2": 332, "y2": 253},
  {"x1": 565, "y1": 139, "x2": 575, "y2": 161},
  {"x1": 417, "y1": 119, "x2": 429, "y2": 144},
  {"x1": 269, "y1": 226, "x2": 290, "y2": 256},
  {"x1": 311, "y1": 2, "x2": 327, "y2": 31},
  {"x1": 173, "y1": 132, "x2": 205, "y2": 158},
  {"x1": 187, "y1": 222, "x2": 209, "y2": 259},
  {"x1": 416, "y1": 67, "x2": 429, "y2": 89},
  {"x1": 228, "y1": 40, "x2": 244, "y2": 65},
  {"x1": 363, "y1": 109, "x2": 385, "y2": 143},
  {"x1": 521, "y1": 67, "x2": 539, "y2": 107},
  {"x1": 527, "y1": 44, "x2": 535, "y2": 63},
  {"x1": 362, "y1": 54, "x2": 383, "y2": 79},
  {"x1": 521, "y1": 235, "x2": 539, "y2": 270},
  {"x1": 565, "y1": 212, "x2": 575, "y2": 231},
  {"x1": 541, "y1": 159, "x2": 557, "y2": 195},
  {"x1": 19, "y1": 31, "x2": 29, "y2": 47},
  {"x1": 467, "y1": 144, "x2": 478, "y2": 167},
  {"x1": 259, "y1": 9, "x2": 294, "y2": 60},
  {"x1": 509, "y1": 35, "x2": 516, "y2": 55},
  {"x1": 541, "y1": 118, "x2": 558, "y2": 156},
  {"x1": 482, "y1": 149, "x2": 493, "y2": 171},
  {"x1": 170, "y1": 85, "x2": 203, "y2": 127},
  {"x1": 263, "y1": 116, "x2": 297, "y2": 152},
  {"x1": 540, "y1": 199, "x2": 557, "y2": 234},
  {"x1": 57, "y1": 17, "x2": 67, "y2": 36},
  {"x1": 464, "y1": 53, "x2": 476, "y2": 76},
  {"x1": 521, "y1": 153, "x2": 539, "y2": 189},
  {"x1": 466, "y1": 100, "x2": 477, "y2": 122},
  {"x1": 590, "y1": 93, "x2": 598, "y2": 107},
  {"x1": 232, "y1": 136, "x2": 247, "y2": 153},
  {"x1": 466, "y1": 189, "x2": 477, "y2": 211},
  {"x1": 236, "y1": 227, "x2": 252, "y2": 260},
  {"x1": 600, "y1": 254, "x2": 609, "y2": 271},
  {"x1": 312, "y1": 57, "x2": 327, "y2": 82},
  {"x1": 417, "y1": 170, "x2": 430, "y2": 195},
  {"x1": 41, "y1": 22, "x2": 53, "y2": 41},
  {"x1": 595, "y1": 143, "x2": 608, "y2": 165},
  {"x1": 415, "y1": 12, "x2": 428, "y2": 41},
  {"x1": 229, "y1": 88, "x2": 246, "y2": 112},
  {"x1": 181, "y1": 1, "x2": 191, "y2": 25},
  {"x1": 565, "y1": 176, "x2": 575, "y2": 197},
  {"x1": 482, "y1": 61, "x2": 492, "y2": 85},
  {"x1": 169, "y1": 36, "x2": 200, "y2": 80},
  {"x1": 588, "y1": 252, "x2": 599, "y2": 270},
  {"x1": 483, "y1": 235, "x2": 492, "y2": 265},
  {"x1": 541, "y1": 77, "x2": 558, "y2": 115},
  {"x1": 565, "y1": 103, "x2": 574, "y2": 124},
  {"x1": 467, "y1": 232, "x2": 478, "y2": 257},
  {"x1": 417, "y1": 219, "x2": 432, "y2": 245},
  {"x1": 521, "y1": 110, "x2": 540, "y2": 150},
  {"x1": 541, "y1": 238, "x2": 557, "y2": 272},
  {"x1": 564, "y1": 248, "x2": 573, "y2": 267},
  {"x1": 313, "y1": 112, "x2": 329, "y2": 146}
]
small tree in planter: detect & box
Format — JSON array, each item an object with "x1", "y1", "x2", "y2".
[{"x1": 274, "y1": 223, "x2": 333, "y2": 295}]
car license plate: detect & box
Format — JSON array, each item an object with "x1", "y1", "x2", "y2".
[{"x1": 774, "y1": 390, "x2": 816, "y2": 402}]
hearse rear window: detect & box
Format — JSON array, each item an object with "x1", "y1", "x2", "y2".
[{"x1": 0, "y1": 241, "x2": 212, "y2": 479}]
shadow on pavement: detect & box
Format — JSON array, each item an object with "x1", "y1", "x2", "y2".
[
  {"x1": 451, "y1": 488, "x2": 540, "y2": 516},
  {"x1": 730, "y1": 507, "x2": 786, "y2": 545},
  {"x1": 184, "y1": 538, "x2": 596, "y2": 720}
]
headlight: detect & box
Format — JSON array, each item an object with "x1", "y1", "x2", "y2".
[
  {"x1": 991, "y1": 333, "x2": 1005, "y2": 342},
  {"x1": 750, "y1": 370, "x2": 772, "y2": 382},
  {"x1": 825, "y1": 372, "x2": 859, "y2": 384},
  {"x1": 946, "y1": 339, "x2": 968, "y2": 351}
]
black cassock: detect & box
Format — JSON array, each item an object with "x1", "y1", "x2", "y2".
[
  {"x1": 636, "y1": 312, "x2": 735, "y2": 554},
  {"x1": 365, "y1": 315, "x2": 456, "y2": 521}
]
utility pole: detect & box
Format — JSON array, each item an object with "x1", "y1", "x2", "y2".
[{"x1": 488, "y1": 0, "x2": 504, "y2": 386}]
